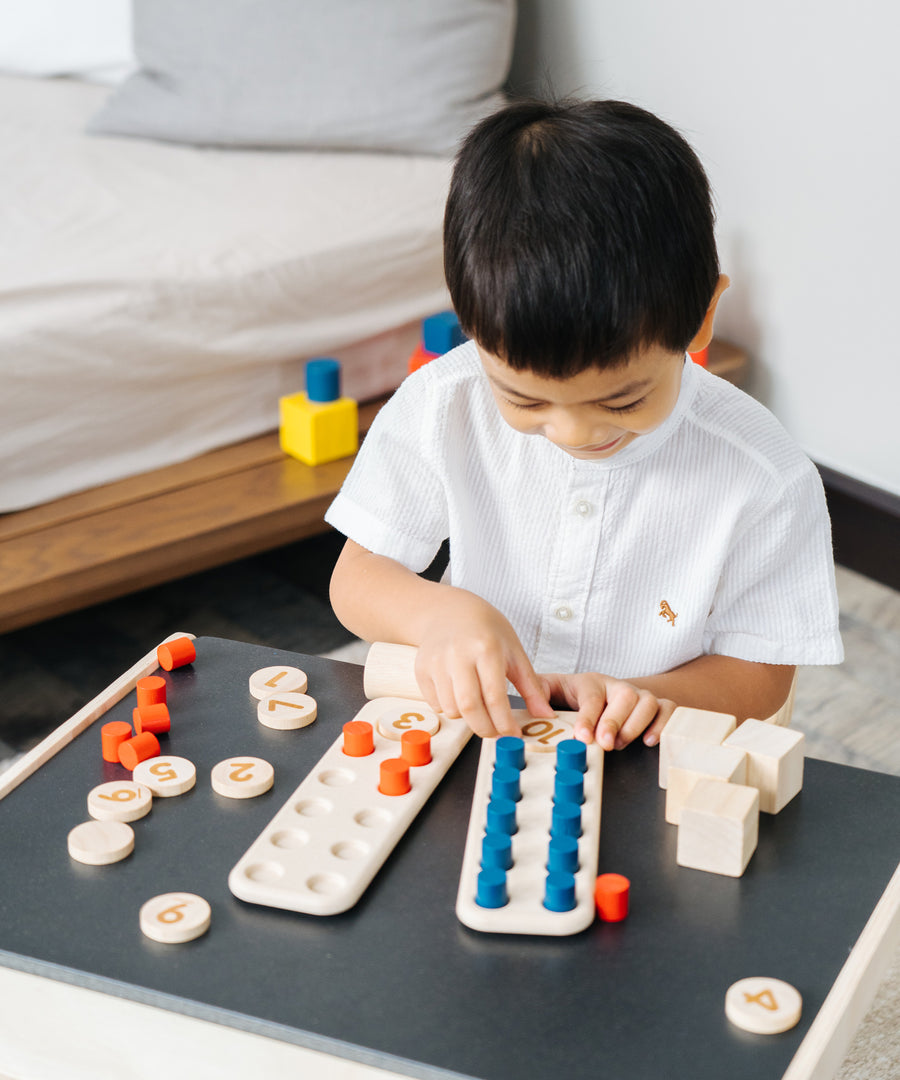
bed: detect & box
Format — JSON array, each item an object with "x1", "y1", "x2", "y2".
[
  {"x1": 0, "y1": 2, "x2": 745, "y2": 634},
  {"x1": 0, "y1": 1, "x2": 517, "y2": 631}
]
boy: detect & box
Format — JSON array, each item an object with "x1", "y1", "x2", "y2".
[{"x1": 326, "y1": 99, "x2": 843, "y2": 751}]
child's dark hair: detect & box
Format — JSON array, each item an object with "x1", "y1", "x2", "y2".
[{"x1": 444, "y1": 98, "x2": 720, "y2": 375}]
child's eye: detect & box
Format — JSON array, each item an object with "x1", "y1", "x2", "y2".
[
  {"x1": 503, "y1": 397, "x2": 544, "y2": 411},
  {"x1": 602, "y1": 396, "x2": 647, "y2": 415}
]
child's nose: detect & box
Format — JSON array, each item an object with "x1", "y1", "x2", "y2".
[{"x1": 548, "y1": 410, "x2": 605, "y2": 449}]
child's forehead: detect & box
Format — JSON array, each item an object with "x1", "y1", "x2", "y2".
[{"x1": 476, "y1": 344, "x2": 681, "y2": 403}]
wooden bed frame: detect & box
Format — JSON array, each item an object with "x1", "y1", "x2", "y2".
[{"x1": 0, "y1": 341, "x2": 747, "y2": 634}]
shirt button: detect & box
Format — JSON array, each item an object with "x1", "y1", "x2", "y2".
[
  {"x1": 554, "y1": 605, "x2": 573, "y2": 621},
  {"x1": 574, "y1": 500, "x2": 593, "y2": 517}
]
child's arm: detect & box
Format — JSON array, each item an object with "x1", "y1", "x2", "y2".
[
  {"x1": 551, "y1": 656, "x2": 796, "y2": 750},
  {"x1": 330, "y1": 539, "x2": 557, "y2": 737}
]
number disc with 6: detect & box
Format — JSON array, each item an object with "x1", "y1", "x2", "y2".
[{"x1": 140, "y1": 892, "x2": 211, "y2": 943}]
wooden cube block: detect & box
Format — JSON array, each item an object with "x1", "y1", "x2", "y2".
[
  {"x1": 723, "y1": 719, "x2": 805, "y2": 814},
  {"x1": 665, "y1": 742, "x2": 749, "y2": 824},
  {"x1": 676, "y1": 779, "x2": 760, "y2": 877},
  {"x1": 658, "y1": 706, "x2": 737, "y2": 788}
]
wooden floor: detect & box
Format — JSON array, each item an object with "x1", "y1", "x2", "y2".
[{"x1": 0, "y1": 341, "x2": 747, "y2": 635}]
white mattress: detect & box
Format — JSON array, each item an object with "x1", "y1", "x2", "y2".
[{"x1": 0, "y1": 75, "x2": 452, "y2": 511}]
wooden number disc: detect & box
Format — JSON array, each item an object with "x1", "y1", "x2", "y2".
[
  {"x1": 68, "y1": 820, "x2": 134, "y2": 865},
  {"x1": 132, "y1": 756, "x2": 197, "y2": 797},
  {"x1": 257, "y1": 692, "x2": 317, "y2": 730},
  {"x1": 725, "y1": 976, "x2": 802, "y2": 1033},
  {"x1": 140, "y1": 892, "x2": 211, "y2": 944},
  {"x1": 376, "y1": 704, "x2": 441, "y2": 741},
  {"x1": 249, "y1": 666, "x2": 308, "y2": 700},
  {"x1": 87, "y1": 780, "x2": 152, "y2": 822},
  {"x1": 211, "y1": 757, "x2": 274, "y2": 799}
]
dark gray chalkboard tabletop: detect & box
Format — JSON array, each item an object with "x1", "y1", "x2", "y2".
[{"x1": 1, "y1": 636, "x2": 898, "y2": 1080}]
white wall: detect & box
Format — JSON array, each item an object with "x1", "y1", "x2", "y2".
[{"x1": 510, "y1": 0, "x2": 900, "y2": 496}]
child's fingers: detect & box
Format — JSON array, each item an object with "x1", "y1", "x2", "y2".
[
  {"x1": 642, "y1": 698, "x2": 678, "y2": 746},
  {"x1": 473, "y1": 658, "x2": 523, "y2": 737},
  {"x1": 413, "y1": 662, "x2": 454, "y2": 719},
  {"x1": 571, "y1": 686, "x2": 610, "y2": 744},
  {"x1": 443, "y1": 662, "x2": 509, "y2": 738},
  {"x1": 508, "y1": 656, "x2": 555, "y2": 722},
  {"x1": 594, "y1": 683, "x2": 645, "y2": 751},
  {"x1": 613, "y1": 690, "x2": 664, "y2": 749}
]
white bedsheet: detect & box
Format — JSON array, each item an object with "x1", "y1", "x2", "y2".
[{"x1": 0, "y1": 75, "x2": 452, "y2": 511}]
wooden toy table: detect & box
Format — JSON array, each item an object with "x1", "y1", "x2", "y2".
[{"x1": 1, "y1": 636, "x2": 898, "y2": 1080}]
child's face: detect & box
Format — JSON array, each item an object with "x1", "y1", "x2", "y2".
[{"x1": 477, "y1": 344, "x2": 685, "y2": 460}]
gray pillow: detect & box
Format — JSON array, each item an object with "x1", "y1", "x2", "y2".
[{"x1": 88, "y1": 0, "x2": 516, "y2": 155}]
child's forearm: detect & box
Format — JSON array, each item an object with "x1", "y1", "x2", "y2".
[
  {"x1": 329, "y1": 539, "x2": 450, "y2": 645},
  {"x1": 629, "y1": 655, "x2": 796, "y2": 723}
]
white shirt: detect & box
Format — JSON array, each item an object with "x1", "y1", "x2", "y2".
[{"x1": 325, "y1": 343, "x2": 843, "y2": 677}]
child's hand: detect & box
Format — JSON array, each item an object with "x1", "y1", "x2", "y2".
[
  {"x1": 413, "y1": 592, "x2": 555, "y2": 739},
  {"x1": 539, "y1": 672, "x2": 676, "y2": 750}
]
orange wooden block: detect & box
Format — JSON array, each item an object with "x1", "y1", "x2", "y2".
[
  {"x1": 407, "y1": 341, "x2": 439, "y2": 374},
  {"x1": 136, "y1": 675, "x2": 167, "y2": 708},
  {"x1": 101, "y1": 720, "x2": 133, "y2": 763},
  {"x1": 118, "y1": 731, "x2": 160, "y2": 771},
  {"x1": 133, "y1": 703, "x2": 171, "y2": 735},
  {"x1": 379, "y1": 758, "x2": 411, "y2": 796},
  {"x1": 401, "y1": 729, "x2": 432, "y2": 766},
  {"x1": 156, "y1": 637, "x2": 196, "y2": 671},
  {"x1": 594, "y1": 873, "x2": 630, "y2": 922},
  {"x1": 342, "y1": 720, "x2": 374, "y2": 757}
]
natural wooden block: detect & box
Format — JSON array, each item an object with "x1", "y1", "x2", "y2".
[
  {"x1": 665, "y1": 742, "x2": 749, "y2": 824},
  {"x1": 658, "y1": 706, "x2": 737, "y2": 788},
  {"x1": 723, "y1": 719, "x2": 805, "y2": 814},
  {"x1": 363, "y1": 641, "x2": 423, "y2": 701},
  {"x1": 676, "y1": 779, "x2": 759, "y2": 877}
]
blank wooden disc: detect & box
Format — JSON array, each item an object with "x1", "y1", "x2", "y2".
[{"x1": 68, "y1": 820, "x2": 134, "y2": 865}]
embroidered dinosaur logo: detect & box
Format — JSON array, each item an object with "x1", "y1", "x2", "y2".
[{"x1": 658, "y1": 600, "x2": 677, "y2": 627}]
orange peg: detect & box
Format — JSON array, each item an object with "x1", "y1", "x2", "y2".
[
  {"x1": 133, "y1": 703, "x2": 171, "y2": 736},
  {"x1": 378, "y1": 757, "x2": 411, "y2": 796},
  {"x1": 594, "y1": 873, "x2": 631, "y2": 922},
  {"x1": 118, "y1": 731, "x2": 161, "y2": 771},
  {"x1": 401, "y1": 729, "x2": 432, "y2": 766},
  {"x1": 136, "y1": 675, "x2": 167, "y2": 708},
  {"x1": 101, "y1": 720, "x2": 133, "y2": 763},
  {"x1": 342, "y1": 720, "x2": 375, "y2": 757},
  {"x1": 156, "y1": 637, "x2": 196, "y2": 671}
]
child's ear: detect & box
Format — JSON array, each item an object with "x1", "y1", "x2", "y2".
[{"x1": 687, "y1": 274, "x2": 731, "y2": 353}]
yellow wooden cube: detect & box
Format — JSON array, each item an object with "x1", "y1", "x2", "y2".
[{"x1": 279, "y1": 392, "x2": 358, "y2": 466}]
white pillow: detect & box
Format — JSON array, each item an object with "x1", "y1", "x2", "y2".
[
  {"x1": 88, "y1": 0, "x2": 515, "y2": 155},
  {"x1": 0, "y1": 0, "x2": 134, "y2": 84}
]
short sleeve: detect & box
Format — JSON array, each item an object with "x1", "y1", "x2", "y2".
[
  {"x1": 703, "y1": 464, "x2": 844, "y2": 665},
  {"x1": 324, "y1": 371, "x2": 450, "y2": 573}
]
